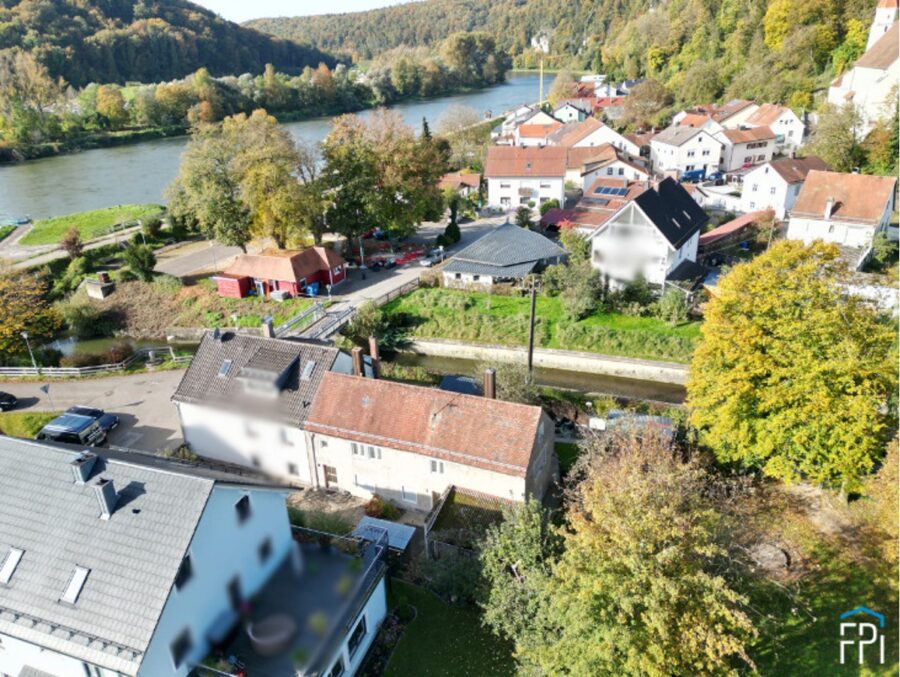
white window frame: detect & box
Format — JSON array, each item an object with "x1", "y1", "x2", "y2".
[{"x1": 401, "y1": 486, "x2": 417, "y2": 504}]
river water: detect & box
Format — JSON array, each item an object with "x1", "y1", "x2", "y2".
[{"x1": 0, "y1": 73, "x2": 543, "y2": 220}]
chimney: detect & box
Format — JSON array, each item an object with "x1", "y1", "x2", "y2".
[
  {"x1": 368, "y1": 336, "x2": 381, "y2": 379},
  {"x1": 71, "y1": 451, "x2": 97, "y2": 485},
  {"x1": 261, "y1": 317, "x2": 275, "y2": 339},
  {"x1": 483, "y1": 368, "x2": 496, "y2": 399},
  {"x1": 824, "y1": 197, "x2": 834, "y2": 220},
  {"x1": 92, "y1": 477, "x2": 117, "y2": 520},
  {"x1": 211, "y1": 327, "x2": 221, "y2": 341},
  {"x1": 351, "y1": 347, "x2": 364, "y2": 377}
]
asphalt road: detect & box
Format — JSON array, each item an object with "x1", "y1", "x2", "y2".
[
  {"x1": 154, "y1": 240, "x2": 243, "y2": 277},
  {"x1": 1, "y1": 370, "x2": 185, "y2": 453}
]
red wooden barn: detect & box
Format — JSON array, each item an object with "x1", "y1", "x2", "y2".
[{"x1": 215, "y1": 247, "x2": 346, "y2": 299}]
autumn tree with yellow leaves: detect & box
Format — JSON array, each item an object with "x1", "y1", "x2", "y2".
[
  {"x1": 0, "y1": 270, "x2": 62, "y2": 363},
  {"x1": 688, "y1": 241, "x2": 897, "y2": 494}
]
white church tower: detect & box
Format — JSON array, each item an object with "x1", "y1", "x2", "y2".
[{"x1": 868, "y1": 0, "x2": 899, "y2": 49}]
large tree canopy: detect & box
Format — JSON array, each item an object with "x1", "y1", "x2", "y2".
[{"x1": 688, "y1": 241, "x2": 897, "y2": 491}]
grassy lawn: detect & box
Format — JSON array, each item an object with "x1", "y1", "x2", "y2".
[
  {"x1": 0, "y1": 411, "x2": 60, "y2": 438},
  {"x1": 22, "y1": 204, "x2": 165, "y2": 246},
  {"x1": 385, "y1": 579, "x2": 514, "y2": 676},
  {"x1": 383, "y1": 288, "x2": 700, "y2": 363},
  {"x1": 739, "y1": 487, "x2": 898, "y2": 675},
  {"x1": 0, "y1": 224, "x2": 15, "y2": 242}
]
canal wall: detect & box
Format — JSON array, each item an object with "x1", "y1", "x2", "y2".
[{"x1": 402, "y1": 339, "x2": 689, "y2": 385}]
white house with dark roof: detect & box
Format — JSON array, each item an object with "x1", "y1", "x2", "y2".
[
  {"x1": 0, "y1": 439, "x2": 388, "y2": 677},
  {"x1": 740, "y1": 156, "x2": 829, "y2": 218},
  {"x1": 304, "y1": 372, "x2": 557, "y2": 511},
  {"x1": 588, "y1": 178, "x2": 708, "y2": 288},
  {"x1": 172, "y1": 332, "x2": 369, "y2": 483},
  {"x1": 441, "y1": 222, "x2": 566, "y2": 288},
  {"x1": 649, "y1": 126, "x2": 723, "y2": 178}
]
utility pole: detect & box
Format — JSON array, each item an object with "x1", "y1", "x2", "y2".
[{"x1": 526, "y1": 281, "x2": 537, "y2": 382}]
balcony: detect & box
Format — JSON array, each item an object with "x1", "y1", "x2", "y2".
[{"x1": 197, "y1": 527, "x2": 388, "y2": 677}]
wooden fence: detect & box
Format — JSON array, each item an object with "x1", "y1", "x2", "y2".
[{"x1": 0, "y1": 346, "x2": 190, "y2": 378}]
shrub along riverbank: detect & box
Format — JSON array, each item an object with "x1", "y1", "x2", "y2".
[{"x1": 382, "y1": 288, "x2": 700, "y2": 363}]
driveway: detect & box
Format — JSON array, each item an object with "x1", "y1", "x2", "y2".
[
  {"x1": 154, "y1": 240, "x2": 243, "y2": 277},
  {"x1": 0, "y1": 370, "x2": 185, "y2": 453}
]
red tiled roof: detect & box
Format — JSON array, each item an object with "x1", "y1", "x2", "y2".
[
  {"x1": 745, "y1": 103, "x2": 789, "y2": 127},
  {"x1": 484, "y1": 145, "x2": 568, "y2": 178},
  {"x1": 539, "y1": 208, "x2": 576, "y2": 226},
  {"x1": 224, "y1": 247, "x2": 344, "y2": 283},
  {"x1": 518, "y1": 122, "x2": 562, "y2": 138},
  {"x1": 568, "y1": 178, "x2": 650, "y2": 230},
  {"x1": 711, "y1": 99, "x2": 756, "y2": 122},
  {"x1": 699, "y1": 210, "x2": 772, "y2": 248},
  {"x1": 305, "y1": 372, "x2": 544, "y2": 477},
  {"x1": 878, "y1": 0, "x2": 898, "y2": 8},
  {"x1": 439, "y1": 172, "x2": 481, "y2": 190},
  {"x1": 678, "y1": 113, "x2": 714, "y2": 128},
  {"x1": 548, "y1": 116, "x2": 605, "y2": 147},
  {"x1": 792, "y1": 170, "x2": 897, "y2": 224}
]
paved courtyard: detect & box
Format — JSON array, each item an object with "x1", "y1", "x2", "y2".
[{"x1": 0, "y1": 369, "x2": 185, "y2": 453}]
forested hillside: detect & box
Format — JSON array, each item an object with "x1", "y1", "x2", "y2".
[
  {"x1": 248, "y1": 0, "x2": 878, "y2": 107},
  {"x1": 0, "y1": 0, "x2": 335, "y2": 87}
]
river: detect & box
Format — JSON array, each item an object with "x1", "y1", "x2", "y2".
[{"x1": 0, "y1": 73, "x2": 543, "y2": 220}]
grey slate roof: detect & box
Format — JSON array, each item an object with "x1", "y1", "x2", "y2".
[
  {"x1": 652, "y1": 125, "x2": 719, "y2": 147},
  {"x1": 443, "y1": 223, "x2": 566, "y2": 279},
  {"x1": 172, "y1": 332, "x2": 339, "y2": 426},
  {"x1": 0, "y1": 437, "x2": 214, "y2": 675},
  {"x1": 633, "y1": 178, "x2": 709, "y2": 248}
]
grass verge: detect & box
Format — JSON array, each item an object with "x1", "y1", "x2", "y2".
[
  {"x1": 0, "y1": 411, "x2": 60, "y2": 438},
  {"x1": 383, "y1": 288, "x2": 700, "y2": 363},
  {"x1": 22, "y1": 204, "x2": 164, "y2": 245},
  {"x1": 0, "y1": 224, "x2": 15, "y2": 242},
  {"x1": 385, "y1": 579, "x2": 514, "y2": 676}
]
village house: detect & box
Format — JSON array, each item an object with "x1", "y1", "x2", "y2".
[
  {"x1": 438, "y1": 171, "x2": 481, "y2": 198},
  {"x1": 499, "y1": 104, "x2": 540, "y2": 136},
  {"x1": 786, "y1": 170, "x2": 897, "y2": 263},
  {"x1": 868, "y1": 0, "x2": 898, "y2": 48},
  {"x1": 828, "y1": 17, "x2": 898, "y2": 135},
  {"x1": 215, "y1": 247, "x2": 346, "y2": 299},
  {"x1": 649, "y1": 125, "x2": 723, "y2": 179},
  {"x1": 553, "y1": 99, "x2": 592, "y2": 123},
  {"x1": 713, "y1": 125, "x2": 776, "y2": 172},
  {"x1": 484, "y1": 145, "x2": 567, "y2": 209},
  {"x1": 742, "y1": 103, "x2": 806, "y2": 153},
  {"x1": 578, "y1": 144, "x2": 651, "y2": 190},
  {"x1": 740, "y1": 156, "x2": 829, "y2": 218},
  {"x1": 514, "y1": 119, "x2": 563, "y2": 146},
  {"x1": 303, "y1": 372, "x2": 557, "y2": 511},
  {"x1": 172, "y1": 332, "x2": 372, "y2": 483},
  {"x1": 673, "y1": 99, "x2": 759, "y2": 129},
  {"x1": 442, "y1": 222, "x2": 566, "y2": 288},
  {"x1": 675, "y1": 113, "x2": 723, "y2": 135},
  {"x1": 587, "y1": 177, "x2": 708, "y2": 288},
  {"x1": 0, "y1": 438, "x2": 387, "y2": 677},
  {"x1": 546, "y1": 116, "x2": 640, "y2": 156}
]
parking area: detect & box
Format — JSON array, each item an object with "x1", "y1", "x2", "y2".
[{"x1": 0, "y1": 369, "x2": 185, "y2": 453}]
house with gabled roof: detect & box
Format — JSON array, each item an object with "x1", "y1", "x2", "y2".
[
  {"x1": 587, "y1": 178, "x2": 708, "y2": 288},
  {"x1": 0, "y1": 438, "x2": 388, "y2": 677},
  {"x1": 172, "y1": 331, "x2": 372, "y2": 483},
  {"x1": 743, "y1": 103, "x2": 805, "y2": 152},
  {"x1": 786, "y1": 170, "x2": 897, "y2": 261},
  {"x1": 740, "y1": 156, "x2": 829, "y2": 218},
  {"x1": 578, "y1": 144, "x2": 651, "y2": 189},
  {"x1": 441, "y1": 222, "x2": 566, "y2": 288},
  {"x1": 484, "y1": 145, "x2": 567, "y2": 209},
  {"x1": 554, "y1": 99, "x2": 593, "y2": 123},
  {"x1": 649, "y1": 125, "x2": 723, "y2": 178},
  {"x1": 567, "y1": 178, "x2": 649, "y2": 234},
  {"x1": 216, "y1": 247, "x2": 346, "y2": 299},
  {"x1": 546, "y1": 116, "x2": 640, "y2": 155},
  {"x1": 304, "y1": 372, "x2": 557, "y2": 510},
  {"x1": 713, "y1": 125, "x2": 777, "y2": 171}
]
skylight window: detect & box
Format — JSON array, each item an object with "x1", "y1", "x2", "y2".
[
  {"x1": 61, "y1": 566, "x2": 90, "y2": 604},
  {"x1": 0, "y1": 548, "x2": 23, "y2": 585},
  {"x1": 300, "y1": 360, "x2": 316, "y2": 381},
  {"x1": 218, "y1": 359, "x2": 233, "y2": 378}
]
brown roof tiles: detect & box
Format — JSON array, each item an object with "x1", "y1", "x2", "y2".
[
  {"x1": 484, "y1": 145, "x2": 568, "y2": 178},
  {"x1": 305, "y1": 372, "x2": 544, "y2": 477},
  {"x1": 792, "y1": 170, "x2": 897, "y2": 224},
  {"x1": 856, "y1": 22, "x2": 899, "y2": 70},
  {"x1": 767, "y1": 156, "x2": 829, "y2": 184}
]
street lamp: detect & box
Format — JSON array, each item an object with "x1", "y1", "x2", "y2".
[{"x1": 21, "y1": 331, "x2": 37, "y2": 371}]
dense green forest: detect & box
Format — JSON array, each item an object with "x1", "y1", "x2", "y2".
[
  {"x1": 248, "y1": 0, "x2": 878, "y2": 108},
  {"x1": 0, "y1": 0, "x2": 334, "y2": 87}
]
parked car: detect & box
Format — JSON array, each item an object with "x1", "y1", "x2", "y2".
[
  {"x1": 66, "y1": 405, "x2": 120, "y2": 435},
  {"x1": 0, "y1": 391, "x2": 17, "y2": 411},
  {"x1": 419, "y1": 256, "x2": 437, "y2": 267},
  {"x1": 36, "y1": 413, "x2": 107, "y2": 446},
  {"x1": 681, "y1": 168, "x2": 706, "y2": 183}
]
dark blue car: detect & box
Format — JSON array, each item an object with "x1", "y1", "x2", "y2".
[{"x1": 66, "y1": 406, "x2": 120, "y2": 435}]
